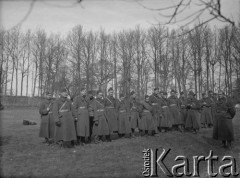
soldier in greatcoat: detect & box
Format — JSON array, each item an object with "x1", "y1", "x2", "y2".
[
  {"x1": 53, "y1": 89, "x2": 76, "y2": 148},
  {"x1": 185, "y1": 91, "x2": 201, "y2": 134},
  {"x1": 72, "y1": 87, "x2": 89, "y2": 146},
  {"x1": 159, "y1": 91, "x2": 173, "y2": 132},
  {"x1": 200, "y1": 93, "x2": 213, "y2": 128},
  {"x1": 138, "y1": 95, "x2": 155, "y2": 136},
  {"x1": 88, "y1": 91, "x2": 95, "y2": 142},
  {"x1": 149, "y1": 88, "x2": 161, "y2": 135},
  {"x1": 179, "y1": 91, "x2": 187, "y2": 128},
  {"x1": 39, "y1": 91, "x2": 55, "y2": 144},
  {"x1": 93, "y1": 90, "x2": 111, "y2": 142},
  {"x1": 103, "y1": 87, "x2": 118, "y2": 134},
  {"x1": 208, "y1": 90, "x2": 217, "y2": 128},
  {"x1": 168, "y1": 89, "x2": 184, "y2": 132},
  {"x1": 117, "y1": 93, "x2": 131, "y2": 138},
  {"x1": 213, "y1": 91, "x2": 235, "y2": 148},
  {"x1": 129, "y1": 91, "x2": 140, "y2": 137}
]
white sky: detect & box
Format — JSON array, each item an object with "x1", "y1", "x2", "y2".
[
  {"x1": 0, "y1": 0, "x2": 239, "y2": 96},
  {"x1": 1, "y1": 0, "x2": 239, "y2": 35}
]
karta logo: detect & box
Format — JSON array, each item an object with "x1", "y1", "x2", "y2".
[{"x1": 142, "y1": 148, "x2": 239, "y2": 177}]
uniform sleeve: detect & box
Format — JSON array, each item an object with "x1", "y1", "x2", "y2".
[
  {"x1": 72, "y1": 97, "x2": 78, "y2": 118},
  {"x1": 39, "y1": 102, "x2": 48, "y2": 115},
  {"x1": 53, "y1": 100, "x2": 59, "y2": 122},
  {"x1": 227, "y1": 99, "x2": 236, "y2": 118},
  {"x1": 93, "y1": 101, "x2": 98, "y2": 122}
]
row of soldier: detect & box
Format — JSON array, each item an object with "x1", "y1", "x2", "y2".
[{"x1": 39, "y1": 87, "x2": 235, "y2": 148}]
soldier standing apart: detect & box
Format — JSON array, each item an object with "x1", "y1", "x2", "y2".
[
  {"x1": 179, "y1": 91, "x2": 187, "y2": 128},
  {"x1": 168, "y1": 89, "x2": 184, "y2": 132},
  {"x1": 208, "y1": 90, "x2": 217, "y2": 127},
  {"x1": 185, "y1": 91, "x2": 201, "y2": 134},
  {"x1": 200, "y1": 93, "x2": 213, "y2": 128},
  {"x1": 117, "y1": 93, "x2": 131, "y2": 138},
  {"x1": 213, "y1": 91, "x2": 235, "y2": 148},
  {"x1": 39, "y1": 91, "x2": 55, "y2": 145},
  {"x1": 88, "y1": 91, "x2": 95, "y2": 143},
  {"x1": 72, "y1": 87, "x2": 89, "y2": 146},
  {"x1": 103, "y1": 87, "x2": 118, "y2": 135},
  {"x1": 53, "y1": 89, "x2": 76, "y2": 148},
  {"x1": 149, "y1": 88, "x2": 161, "y2": 135},
  {"x1": 93, "y1": 90, "x2": 111, "y2": 142},
  {"x1": 130, "y1": 91, "x2": 140, "y2": 137},
  {"x1": 139, "y1": 95, "x2": 155, "y2": 136},
  {"x1": 159, "y1": 91, "x2": 172, "y2": 132}
]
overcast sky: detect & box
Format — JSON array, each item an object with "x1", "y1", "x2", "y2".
[{"x1": 1, "y1": 0, "x2": 239, "y2": 35}]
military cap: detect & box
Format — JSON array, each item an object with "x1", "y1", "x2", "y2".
[
  {"x1": 119, "y1": 93, "x2": 124, "y2": 98},
  {"x1": 218, "y1": 90, "x2": 225, "y2": 95},
  {"x1": 60, "y1": 88, "x2": 67, "y2": 93},
  {"x1": 130, "y1": 91, "x2": 135, "y2": 96},
  {"x1": 97, "y1": 90, "x2": 103, "y2": 94},
  {"x1": 81, "y1": 87, "x2": 86, "y2": 91},
  {"x1": 45, "y1": 91, "x2": 51, "y2": 95},
  {"x1": 108, "y1": 87, "x2": 113, "y2": 92},
  {"x1": 188, "y1": 90, "x2": 194, "y2": 96},
  {"x1": 208, "y1": 90, "x2": 213, "y2": 94}
]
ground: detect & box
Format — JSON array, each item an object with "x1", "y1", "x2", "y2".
[{"x1": 0, "y1": 107, "x2": 239, "y2": 178}]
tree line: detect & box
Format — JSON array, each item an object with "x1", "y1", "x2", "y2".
[{"x1": 0, "y1": 23, "x2": 240, "y2": 100}]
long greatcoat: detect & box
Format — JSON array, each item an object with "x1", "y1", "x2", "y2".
[
  {"x1": 139, "y1": 101, "x2": 154, "y2": 131},
  {"x1": 149, "y1": 94, "x2": 161, "y2": 131},
  {"x1": 213, "y1": 97, "x2": 235, "y2": 141},
  {"x1": 130, "y1": 98, "x2": 140, "y2": 129},
  {"x1": 179, "y1": 96, "x2": 187, "y2": 126},
  {"x1": 200, "y1": 97, "x2": 213, "y2": 126},
  {"x1": 39, "y1": 99, "x2": 55, "y2": 139},
  {"x1": 185, "y1": 97, "x2": 201, "y2": 130},
  {"x1": 53, "y1": 97, "x2": 76, "y2": 142},
  {"x1": 93, "y1": 98, "x2": 110, "y2": 136},
  {"x1": 103, "y1": 96, "x2": 118, "y2": 133},
  {"x1": 117, "y1": 98, "x2": 131, "y2": 134},
  {"x1": 159, "y1": 98, "x2": 173, "y2": 128},
  {"x1": 72, "y1": 95, "x2": 90, "y2": 137},
  {"x1": 168, "y1": 95, "x2": 182, "y2": 125}
]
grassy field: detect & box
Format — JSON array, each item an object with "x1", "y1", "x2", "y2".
[{"x1": 0, "y1": 107, "x2": 239, "y2": 178}]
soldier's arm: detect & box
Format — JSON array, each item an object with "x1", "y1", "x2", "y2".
[
  {"x1": 52, "y1": 100, "x2": 59, "y2": 122},
  {"x1": 72, "y1": 97, "x2": 78, "y2": 119},
  {"x1": 227, "y1": 99, "x2": 236, "y2": 118},
  {"x1": 39, "y1": 102, "x2": 48, "y2": 115},
  {"x1": 92, "y1": 101, "x2": 99, "y2": 122}
]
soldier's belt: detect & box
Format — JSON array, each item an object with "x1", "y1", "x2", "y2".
[
  {"x1": 162, "y1": 106, "x2": 168, "y2": 108},
  {"x1": 106, "y1": 106, "x2": 114, "y2": 109},
  {"x1": 59, "y1": 109, "x2": 69, "y2": 113},
  {"x1": 143, "y1": 110, "x2": 150, "y2": 113},
  {"x1": 170, "y1": 104, "x2": 177, "y2": 107},
  {"x1": 97, "y1": 109, "x2": 104, "y2": 112},
  {"x1": 119, "y1": 110, "x2": 126, "y2": 113},
  {"x1": 79, "y1": 106, "x2": 87, "y2": 109},
  {"x1": 152, "y1": 103, "x2": 158, "y2": 105}
]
